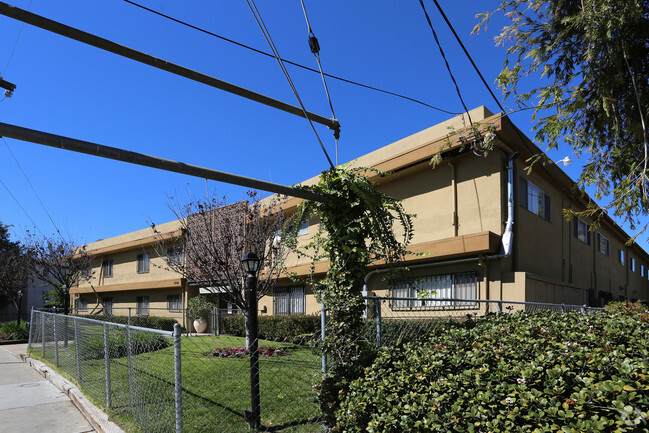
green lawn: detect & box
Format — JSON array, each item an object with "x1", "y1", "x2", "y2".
[{"x1": 32, "y1": 332, "x2": 324, "y2": 433}]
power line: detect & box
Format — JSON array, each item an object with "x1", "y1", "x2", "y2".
[
  {"x1": 122, "y1": 0, "x2": 460, "y2": 116},
  {"x1": 245, "y1": 0, "x2": 335, "y2": 169},
  {"x1": 2, "y1": 137, "x2": 64, "y2": 240},
  {"x1": 418, "y1": 0, "x2": 472, "y2": 126},
  {"x1": 0, "y1": 176, "x2": 46, "y2": 237},
  {"x1": 2, "y1": 0, "x2": 32, "y2": 75},
  {"x1": 299, "y1": 0, "x2": 340, "y2": 165}
]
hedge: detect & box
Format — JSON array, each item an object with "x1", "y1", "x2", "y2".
[
  {"x1": 74, "y1": 314, "x2": 178, "y2": 331},
  {"x1": 80, "y1": 331, "x2": 170, "y2": 360},
  {"x1": 336, "y1": 305, "x2": 649, "y2": 432},
  {"x1": 222, "y1": 314, "x2": 321, "y2": 343},
  {"x1": 0, "y1": 320, "x2": 29, "y2": 340}
]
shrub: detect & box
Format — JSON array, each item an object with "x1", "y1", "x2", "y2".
[
  {"x1": 80, "y1": 331, "x2": 171, "y2": 360},
  {"x1": 604, "y1": 300, "x2": 648, "y2": 316},
  {"x1": 222, "y1": 314, "x2": 321, "y2": 343},
  {"x1": 0, "y1": 321, "x2": 29, "y2": 340},
  {"x1": 74, "y1": 314, "x2": 178, "y2": 331},
  {"x1": 187, "y1": 295, "x2": 216, "y2": 321},
  {"x1": 336, "y1": 310, "x2": 649, "y2": 432}
]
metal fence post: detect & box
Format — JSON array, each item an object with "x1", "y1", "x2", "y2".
[
  {"x1": 581, "y1": 304, "x2": 586, "y2": 313},
  {"x1": 126, "y1": 320, "x2": 134, "y2": 416},
  {"x1": 41, "y1": 311, "x2": 45, "y2": 358},
  {"x1": 216, "y1": 307, "x2": 221, "y2": 335},
  {"x1": 174, "y1": 323, "x2": 183, "y2": 433},
  {"x1": 53, "y1": 313, "x2": 59, "y2": 366},
  {"x1": 104, "y1": 323, "x2": 112, "y2": 409},
  {"x1": 74, "y1": 319, "x2": 81, "y2": 383},
  {"x1": 27, "y1": 307, "x2": 34, "y2": 351},
  {"x1": 375, "y1": 297, "x2": 382, "y2": 348},
  {"x1": 128, "y1": 307, "x2": 131, "y2": 327},
  {"x1": 561, "y1": 304, "x2": 566, "y2": 313}
]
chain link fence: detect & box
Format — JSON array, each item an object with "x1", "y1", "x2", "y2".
[
  {"x1": 28, "y1": 298, "x2": 602, "y2": 432},
  {"x1": 361, "y1": 296, "x2": 602, "y2": 347}
]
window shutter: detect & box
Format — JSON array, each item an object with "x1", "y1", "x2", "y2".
[
  {"x1": 544, "y1": 194, "x2": 551, "y2": 221},
  {"x1": 519, "y1": 177, "x2": 528, "y2": 210}
]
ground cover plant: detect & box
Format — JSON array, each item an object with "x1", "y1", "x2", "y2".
[
  {"x1": 0, "y1": 320, "x2": 29, "y2": 340},
  {"x1": 336, "y1": 304, "x2": 649, "y2": 432}
]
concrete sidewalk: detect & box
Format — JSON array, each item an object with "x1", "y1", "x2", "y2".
[{"x1": 0, "y1": 343, "x2": 95, "y2": 432}]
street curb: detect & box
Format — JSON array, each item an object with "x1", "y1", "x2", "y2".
[{"x1": 20, "y1": 353, "x2": 125, "y2": 433}]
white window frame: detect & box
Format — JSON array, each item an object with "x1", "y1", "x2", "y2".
[
  {"x1": 576, "y1": 219, "x2": 589, "y2": 244},
  {"x1": 520, "y1": 177, "x2": 551, "y2": 221}
]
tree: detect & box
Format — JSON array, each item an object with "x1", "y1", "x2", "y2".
[
  {"x1": 0, "y1": 222, "x2": 30, "y2": 323},
  {"x1": 291, "y1": 166, "x2": 414, "y2": 424},
  {"x1": 154, "y1": 191, "x2": 287, "y2": 344},
  {"x1": 26, "y1": 234, "x2": 94, "y2": 310},
  {"x1": 475, "y1": 0, "x2": 649, "y2": 232}
]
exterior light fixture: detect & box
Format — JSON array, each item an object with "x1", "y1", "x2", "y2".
[
  {"x1": 241, "y1": 251, "x2": 260, "y2": 275},
  {"x1": 555, "y1": 156, "x2": 572, "y2": 166},
  {"x1": 0, "y1": 77, "x2": 16, "y2": 97}
]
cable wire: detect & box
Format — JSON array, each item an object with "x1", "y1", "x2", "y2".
[
  {"x1": 122, "y1": 0, "x2": 460, "y2": 115},
  {"x1": 299, "y1": 0, "x2": 339, "y2": 165},
  {"x1": 2, "y1": 137, "x2": 64, "y2": 240},
  {"x1": 0, "y1": 177, "x2": 46, "y2": 237},
  {"x1": 245, "y1": 0, "x2": 335, "y2": 169},
  {"x1": 3, "y1": 0, "x2": 33, "y2": 75},
  {"x1": 418, "y1": 0, "x2": 472, "y2": 126}
]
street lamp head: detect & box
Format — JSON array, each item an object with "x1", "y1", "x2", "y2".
[
  {"x1": 556, "y1": 156, "x2": 572, "y2": 166},
  {"x1": 241, "y1": 252, "x2": 260, "y2": 275}
]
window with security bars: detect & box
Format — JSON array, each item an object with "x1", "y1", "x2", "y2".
[
  {"x1": 137, "y1": 253, "x2": 150, "y2": 273},
  {"x1": 101, "y1": 297, "x2": 113, "y2": 315},
  {"x1": 390, "y1": 272, "x2": 478, "y2": 309},
  {"x1": 75, "y1": 297, "x2": 88, "y2": 311},
  {"x1": 274, "y1": 286, "x2": 305, "y2": 315},
  {"x1": 136, "y1": 296, "x2": 149, "y2": 316},
  {"x1": 167, "y1": 294, "x2": 182, "y2": 311}
]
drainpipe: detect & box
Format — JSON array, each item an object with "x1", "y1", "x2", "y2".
[
  {"x1": 448, "y1": 161, "x2": 458, "y2": 237},
  {"x1": 362, "y1": 151, "x2": 520, "y2": 303}
]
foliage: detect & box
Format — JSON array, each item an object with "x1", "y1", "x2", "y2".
[
  {"x1": 475, "y1": 0, "x2": 649, "y2": 230},
  {"x1": 74, "y1": 314, "x2": 179, "y2": 331},
  {"x1": 290, "y1": 166, "x2": 415, "y2": 424},
  {"x1": 0, "y1": 320, "x2": 29, "y2": 340},
  {"x1": 80, "y1": 331, "x2": 170, "y2": 361},
  {"x1": 336, "y1": 310, "x2": 649, "y2": 432},
  {"x1": 603, "y1": 300, "x2": 648, "y2": 316},
  {"x1": 222, "y1": 313, "x2": 321, "y2": 343},
  {"x1": 25, "y1": 233, "x2": 94, "y2": 308},
  {"x1": 187, "y1": 295, "x2": 216, "y2": 320},
  {"x1": 0, "y1": 222, "x2": 30, "y2": 321}
]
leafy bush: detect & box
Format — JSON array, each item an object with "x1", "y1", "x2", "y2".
[
  {"x1": 80, "y1": 331, "x2": 170, "y2": 360},
  {"x1": 74, "y1": 314, "x2": 178, "y2": 331},
  {"x1": 187, "y1": 295, "x2": 216, "y2": 320},
  {"x1": 604, "y1": 300, "x2": 648, "y2": 316},
  {"x1": 337, "y1": 311, "x2": 649, "y2": 432},
  {"x1": 0, "y1": 321, "x2": 29, "y2": 340},
  {"x1": 222, "y1": 314, "x2": 321, "y2": 343}
]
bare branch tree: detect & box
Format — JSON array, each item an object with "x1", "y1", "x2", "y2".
[
  {"x1": 25, "y1": 234, "x2": 94, "y2": 309},
  {"x1": 154, "y1": 191, "x2": 287, "y2": 309},
  {"x1": 0, "y1": 247, "x2": 31, "y2": 324}
]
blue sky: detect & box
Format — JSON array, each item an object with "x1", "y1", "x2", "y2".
[{"x1": 1, "y1": 0, "x2": 646, "y2": 252}]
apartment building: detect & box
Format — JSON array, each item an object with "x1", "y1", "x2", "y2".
[{"x1": 71, "y1": 107, "x2": 649, "y2": 319}]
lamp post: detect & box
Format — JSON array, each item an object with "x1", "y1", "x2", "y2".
[{"x1": 241, "y1": 252, "x2": 261, "y2": 431}]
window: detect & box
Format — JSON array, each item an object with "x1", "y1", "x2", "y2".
[
  {"x1": 167, "y1": 294, "x2": 182, "y2": 311},
  {"x1": 81, "y1": 266, "x2": 93, "y2": 278},
  {"x1": 274, "y1": 286, "x2": 305, "y2": 315},
  {"x1": 519, "y1": 177, "x2": 551, "y2": 221},
  {"x1": 642, "y1": 265, "x2": 646, "y2": 278},
  {"x1": 75, "y1": 297, "x2": 88, "y2": 311},
  {"x1": 298, "y1": 220, "x2": 309, "y2": 236},
  {"x1": 574, "y1": 219, "x2": 590, "y2": 244},
  {"x1": 137, "y1": 253, "x2": 150, "y2": 273},
  {"x1": 166, "y1": 247, "x2": 183, "y2": 265},
  {"x1": 597, "y1": 233, "x2": 609, "y2": 256},
  {"x1": 102, "y1": 258, "x2": 113, "y2": 278},
  {"x1": 631, "y1": 257, "x2": 636, "y2": 272},
  {"x1": 391, "y1": 272, "x2": 478, "y2": 309},
  {"x1": 136, "y1": 296, "x2": 149, "y2": 316},
  {"x1": 618, "y1": 249, "x2": 625, "y2": 265},
  {"x1": 102, "y1": 297, "x2": 113, "y2": 315}
]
